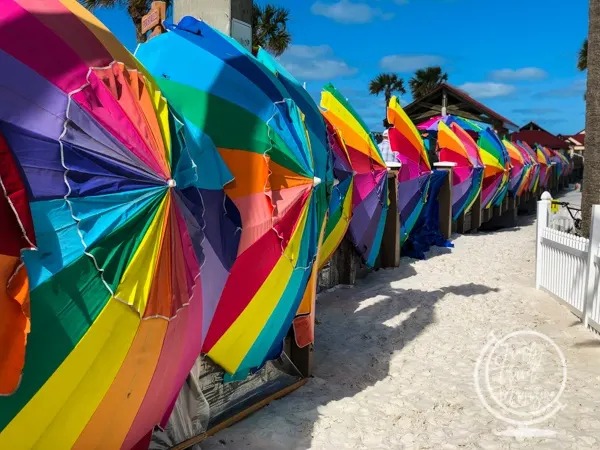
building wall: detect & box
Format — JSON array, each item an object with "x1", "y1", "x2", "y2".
[{"x1": 174, "y1": 0, "x2": 252, "y2": 33}]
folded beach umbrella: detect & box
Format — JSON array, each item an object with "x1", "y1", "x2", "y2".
[
  {"x1": 387, "y1": 97, "x2": 432, "y2": 245},
  {"x1": 418, "y1": 114, "x2": 483, "y2": 134},
  {"x1": 437, "y1": 121, "x2": 484, "y2": 220},
  {"x1": 138, "y1": 17, "x2": 325, "y2": 380},
  {"x1": 536, "y1": 144, "x2": 553, "y2": 188},
  {"x1": 550, "y1": 149, "x2": 566, "y2": 179},
  {"x1": 256, "y1": 48, "x2": 332, "y2": 235},
  {"x1": 511, "y1": 141, "x2": 534, "y2": 196},
  {"x1": 478, "y1": 128, "x2": 509, "y2": 208},
  {"x1": 0, "y1": 2, "x2": 243, "y2": 449},
  {"x1": 503, "y1": 140, "x2": 526, "y2": 195},
  {"x1": 557, "y1": 151, "x2": 571, "y2": 177},
  {"x1": 516, "y1": 141, "x2": 540, "y2": 192},
  {"x1": 321, "y1": 83, "x2": 388, "y2": 267},
  {"x1": 318, "y1": 117, "x2": 354, "y2": 267}
]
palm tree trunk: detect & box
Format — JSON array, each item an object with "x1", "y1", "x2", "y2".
[
  {"x1": 384, "y1": 93, "x2": 391, "y2": 128},
  {"x1": 581, "y1": 0, "x2": 600, "y2": 236}
]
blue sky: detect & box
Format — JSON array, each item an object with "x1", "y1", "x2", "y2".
[{"x1": 97, "y1": 0, "x2": 588, "y2": 134}]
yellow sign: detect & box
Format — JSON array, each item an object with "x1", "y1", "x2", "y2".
[{"x1": 551, "y1": 202, "x2": 559, "y2": 214}]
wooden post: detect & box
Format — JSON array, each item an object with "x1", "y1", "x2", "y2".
[
  {"x1": 380, "y1": 169, "x2": 401, "y2": 268},
  {"x1": 471, "y1": 192, "x2": 483, "y2": 230},
  {"x1": 434, "y1": 162, "x2": 455, "y2": 240},
  {"x1": 290, "y1": 335, "x2": 312, "y2": 378}
]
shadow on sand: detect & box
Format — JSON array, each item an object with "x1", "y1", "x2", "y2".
[{"x1": 203, "y1": 267, "x2": 498, "y2": 449}]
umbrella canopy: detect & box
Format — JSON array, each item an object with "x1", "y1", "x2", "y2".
[
  {"x1": 503, "y1": 140, "x2": 526, "y2": 195},
  {"x1": 550, "y1": 149, "x2": 566, "y2": 179},
  {"x1": 254, "y1": 49, "x2": 341, "y2": 267},
  {"x1": 0, "y1": 131, "x2": 36, "y2": 396},
  {"x1": 536, "y1": 144, "x2": 553, "y2": 188},
  {"x1": 320, "y1": 83, "x2": 388, "y2": 267},
  {"x1": 478, "y1": 128, "x2": 509, "y2": 209},
  {"x1": 319, "y1": 117, "x2": 354, "y2": 267},
  {"x1": 0, "y1": 2, "x2": 243, "y2": 449},
  {"x1": 516, "y1": 141, "x2": 540, "y2": 192},
  {"x1": 437, "y1": 121, "x2": 484, "y2": 220},
  {"x1": 138, "y1": 17, "x2": 326, "y2": 380},
  {"x1": 418, "y1": 114, "x2": 483, "y2": 134},
  {"x1": 254, "y1": 48, "x2": 335, "y2": 351},
  {"x1": 387, "y1": 97, "x2": 432, "y2": 245},
  {"x1": 511, "y1": 141, "x2": 534, "y2": 196}
]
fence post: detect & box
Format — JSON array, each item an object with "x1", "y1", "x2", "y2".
[
  {"x1": 583, "y1": 205, "x2": 600, "y2": 328},
  {"x1": 536, "y1": 191, "x2": 552, "y2": 289},
  {"x1": 433, "y1": 162, "x2": 456, "y2": 240}
]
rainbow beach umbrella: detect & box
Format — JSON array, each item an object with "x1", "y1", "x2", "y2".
[
  {"x1": 321, "y1": 83, "x2": 388, "y2": 267},
  {"x1": 511, "y1": 141, "x2": 534, "y2": 196},
  {"x1": 478, "y1": 128, "x2": 509, "y2": 208},
  {"x1": 138, "y1": 17, "x2": 326, "y2": 380},
  {"x1": 516, "y1": 141, "x2": 540, "y2": 192},
  {"x1": 318, "y1": 117, "x2": 354, "y2": 267},
  {"x1": 0, "y1": 2, "x2": 243, "y2": 449},
  {"x1": 536, "y1": 144, "x2": 553, "y2": 188},
  {"x1": 437, "y1": 121, "x2": 484, "y2": 220},
  {"x1": 503, "y1": 140, "x2": 526, "y2": 196},
  {"x1": 255, "y1": 47, "x2": 335, "y2": 351},
  {"x1": 387, "y1": 96, "x2": 432, "y2": 245}
]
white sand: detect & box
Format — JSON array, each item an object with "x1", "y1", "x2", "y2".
[{"x1": 203, "y1": 213, "x2": 600, "y2": 450}]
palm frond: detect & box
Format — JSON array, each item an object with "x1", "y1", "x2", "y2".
[
  {"x1": 252, "y1": 2, "x2": 291, "y2": 56},
  {"x1": 409, "y1": 66, "x2": 448, "y2": 99},
  {"x1": 578, "y1": 39, "x2": 588, "y2": 71}
]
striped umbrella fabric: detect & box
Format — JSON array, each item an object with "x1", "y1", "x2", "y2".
[
  {"x1": 387, "y1": 96, "x2": 432, "y2": 245},
  {"x1": 0, "y1": 2, "x2": 242, "y2": 448},
  {"x1": 138, "y1": 17, "x2": 327, "y2": 381},
  {"x1": 321, "y1": 83, "x2": 388, "y2": 267}
]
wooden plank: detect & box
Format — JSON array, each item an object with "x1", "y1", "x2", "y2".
[
  {"x1": 471, "y1": 193, "x2": 482, "y2": 230},
  {"x1": 433, "y1": 164, "x2": 453, "y2": 240},
  {"x1": 380, "y1": 170, "x2": 400, "y2": 268},
  {"x1": 170, "y1": 379, "x2": 309, "y2": 450}
]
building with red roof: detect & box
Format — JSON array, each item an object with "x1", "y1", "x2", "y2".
[
  {"x1": 510, "y1": 122, "x2": 570, "y2": 151},
  {"x1": 559, "y1": 129, "x2": 585, "y2": 156}
]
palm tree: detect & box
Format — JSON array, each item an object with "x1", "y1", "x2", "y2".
[
  {"x1": 81, "y1": 0, "x2": 171, "y2": 43},
  {"x1": 581, "y1": 4, "x2": 600, "y2": 236},
  {"x1": 252, "y1": 3, "x2": 291, "y2": 56},
  {"x1": 578, "y1": 39, "x2": 588, "y2": 71},
  {"x1": 369, "y1": 73, "x2": 406, "y2": 127},
  {"x1": 409, "y1": 66, "x2": 448, "y2": 100}
]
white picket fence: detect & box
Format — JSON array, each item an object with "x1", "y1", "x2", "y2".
[{"x1": 536, "y1": 194, "x2": 600, "y2": 333}]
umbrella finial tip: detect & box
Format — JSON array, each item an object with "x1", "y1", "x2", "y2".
[
  {"x1": 167, "y1": 179, "x2": 177, "y2": 188},
  {"x1": 313, "y1": 176, "x2": 322, "y2": 187}
]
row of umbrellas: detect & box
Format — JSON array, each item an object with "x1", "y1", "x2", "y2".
[
  {"x1": 408, "y1": 114, "x2": 571, "y2": 228},
  {"x1": 0, "y1": 3, "x2": 390, "y2": 448},
  {"x1": 0, "y1": 2, "x2": 573, "y2": 447}
]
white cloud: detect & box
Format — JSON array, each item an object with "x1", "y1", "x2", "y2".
[
  {"x1": 279, "y1": 44, "x2": 358, "y2": 81},
  {"x1": 537, "y1": 79, "x2": 586, "y2": 98},
  {"x1": 284, "y1": 44, "x2": 333, "y2": 59},
  {"x1": 490, "y1": 67, "x2": 548, "y2": 81},
  {"x1": 311, "y1": 0, "x2": 394, "y2": 24},
  {"x1": 458, "y1": 82, "x2": 516, "y2": 99},
  {"x1": 379, "y1": 54, "x2": 445, "y2": 72}
]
